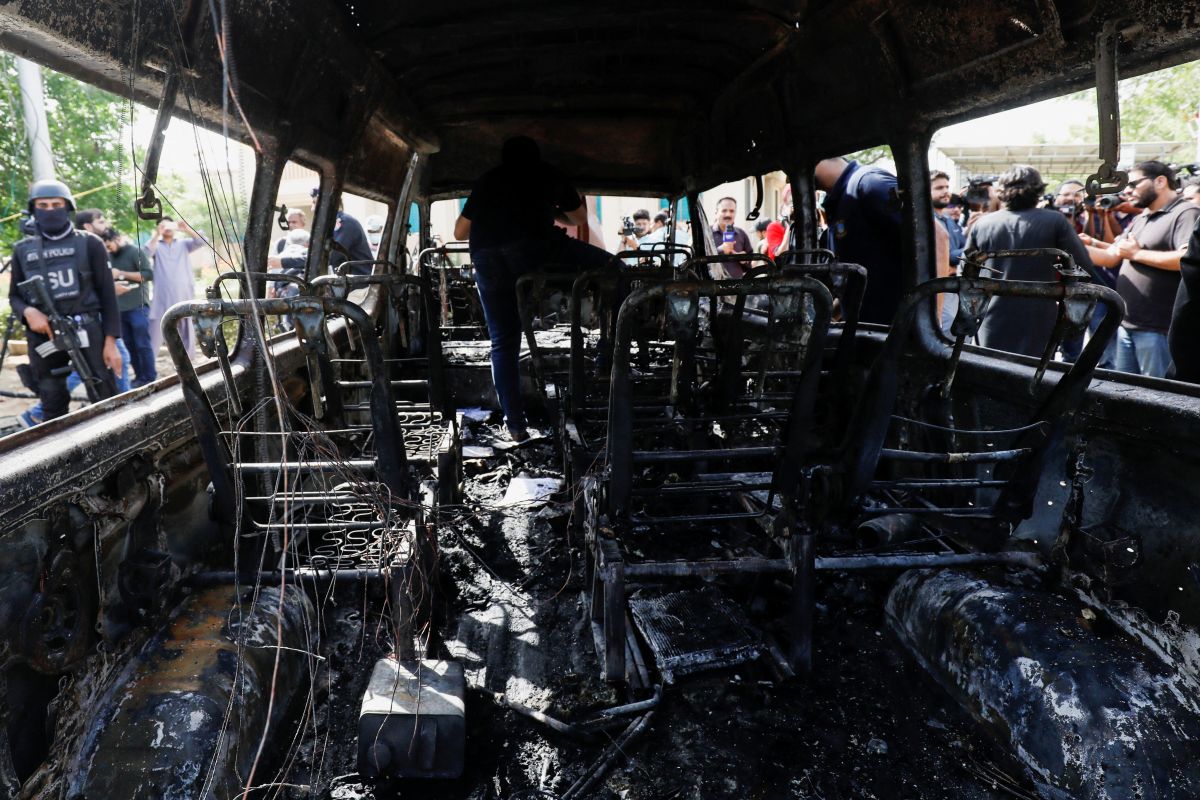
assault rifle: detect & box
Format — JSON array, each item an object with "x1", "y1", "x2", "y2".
[{"x1": 17, "y1": 275, "x2": 106, "y2": 402}]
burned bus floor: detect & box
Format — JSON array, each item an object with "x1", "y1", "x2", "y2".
[
  {"x1": 290, "y1": 422, "x2": 1027, "y2": 800},
  {"x1": 5, "y1": 267, "x2": 1200, "y2": 800}
]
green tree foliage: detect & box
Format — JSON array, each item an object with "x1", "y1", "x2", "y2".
[
  {"x1": 1058, "y1": 61, "x2": 1199, "y2": 153},
  {"x1": 1119, "y1": 61, "x2": 1200, "y2": 144},
  {"x1": 847, "y1": 145, "x2": 894, "y2": 167},
  {"x1": 0, "y1": 54, "x2": 137, "y2": 250}
]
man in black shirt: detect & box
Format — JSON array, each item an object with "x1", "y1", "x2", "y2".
[
  {"x1": 964, "y1": 165, "x2": 1094, "y2": 358},
  {"x1": 7, "y1": 180, "x2": 121, "y2": 420},
  {"x1": 1082, "y1": 161, "x2": 1200, "y2": 377},
  {"x1": 453, "y1": 136, "x2": 614, "y2": 441},
  {"x1": 1169, "y1": 214, "x2": 1200, "y2": 382}
]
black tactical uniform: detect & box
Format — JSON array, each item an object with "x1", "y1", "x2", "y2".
[{"x1": 8, "y1": 182, "x2": 120, "y2": 420}]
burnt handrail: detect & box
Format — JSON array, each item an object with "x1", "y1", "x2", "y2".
[
  {"x1": 208, "y1": 270, "x2": 310, "y2": 300},
  {"x1": 683, "y1": 251, "x2": 774, "y2": 278},
  {"x1": 333, "y1": 259, "x2": 403, "y2": 277},
  {"x1": 962, "y1": 246, "x2": 1098, "y2": 283}
]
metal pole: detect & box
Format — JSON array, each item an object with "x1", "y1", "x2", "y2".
[{"x1": 16, "y1": 57, "x2": 55, "y2": 181}]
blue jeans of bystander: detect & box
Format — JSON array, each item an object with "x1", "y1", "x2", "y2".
[
  {"x1": 471, "y1": 234, "x2": 614, "y2": 433},
  {"x1": 1114, "y1": 326, "x2": 1171, "y2": 378},
  {"x1": 122, "y1": 305, "x2": 158, "y2": 387}
]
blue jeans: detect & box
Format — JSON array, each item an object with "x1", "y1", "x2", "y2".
[
  {"x1": 121, "y1": 306, "x2": 158, "y2": 387},
  {"x1": 471, "y1": 235, "x2": 614, "y2": 432},
  {"x1": 1114, "y1": 326, "x2": 1171, "y2": 378},
  {"x1": 69, "y1": 337, "x2": 130, "y2": 393}
]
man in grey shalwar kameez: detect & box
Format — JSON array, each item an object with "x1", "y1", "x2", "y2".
[{"x1": 147, "y1": 217, "x2": 204, "y2": 358}]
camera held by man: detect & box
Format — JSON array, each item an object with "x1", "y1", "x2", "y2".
[{"x1": 618, "y1": 209, "x2": 651, "y2": 251}]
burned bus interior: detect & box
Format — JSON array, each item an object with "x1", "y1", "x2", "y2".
[{"x1": 1, "y1": 1, "x2": 1200, "y2": 798}]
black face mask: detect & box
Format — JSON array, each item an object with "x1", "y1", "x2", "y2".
[{"x1": 33, "y1": 207, "x2": 72, "y2": 236}]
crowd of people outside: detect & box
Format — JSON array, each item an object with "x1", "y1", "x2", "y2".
[
  {"x1": 5, "y1": 179, "x2": 211, "y2": 427},
  {"x1": 927, "y1": 160, "x2": 1200, "y2": 379},
  {"x1": 582, "y1": 152, "x2": 1200, "y2": 383},
  {"x1": 4, "y1": 177, "x2": 385, "y2": 429},
  {"x1": 8, "y1": 144, "x2": 1200, "y2": 434}
]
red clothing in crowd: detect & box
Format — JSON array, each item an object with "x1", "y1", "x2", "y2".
[{"x1": 765, "y1": 220, "x2": 787, "y2": 259}]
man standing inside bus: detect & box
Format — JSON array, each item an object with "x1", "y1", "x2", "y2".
[
  {"x1": 815, "y1": 156, "x2": 906, "y2": 325},
  {"x1": 453, "y1": 136, "x2": 614, "y2": 444}
]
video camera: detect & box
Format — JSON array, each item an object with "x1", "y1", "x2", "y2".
[
  {"x1": 964, "y1": 175, "x2": 998, "y2": 208},
  {"x1": 1094, "y1": 194, "x2": 1122, "y2": 210},
  {"x1": 1174, "y1": 162, "x2": 1200, "y2": 180},
  {"x1": 619, "y1": 215, "x2": 636, "y2": 237}
]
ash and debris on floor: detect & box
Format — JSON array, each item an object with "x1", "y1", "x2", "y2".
[{"x1": 290, "y1": 413, "x2": 1034, "y2": 800}]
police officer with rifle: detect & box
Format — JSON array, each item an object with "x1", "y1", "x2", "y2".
[{"x1": 7, "y1": 180, "x2": 122, "y2": 420}]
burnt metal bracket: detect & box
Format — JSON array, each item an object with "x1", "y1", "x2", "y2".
[
  {"x1": 135, "y1": 67, "x2": 180, "y2": 221},
  {"x1": 746, "y1": 174, "x2": 764, "y2": 221},
  {"x1": 940, "y1": 282, "x2": 988, "y2": 397},
  {"x1": 292, "y1": 300, "x2": 335, "y2": 421},
  {"x1": 1085, "y1": 20, "x2": 1128, "y2": 198},
  {"x1": 194, "y1": 306, "x2": 243, "y2": 418}
]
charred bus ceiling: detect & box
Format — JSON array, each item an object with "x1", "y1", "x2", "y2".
[
  {"x1": 3, "y1": 1, "x2": 1200, "y2": 798},
  {"x1": 4, "y1": 2, "x2": 1200, "y2": 196}
]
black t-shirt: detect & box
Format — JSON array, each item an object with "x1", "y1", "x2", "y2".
[
  {"x1": 965, "y1": 208, "x2": 1094, "y2": 357},
  {"x1": 110, "y1": 242, "x2": 152, "y2": 312},
  {"x1": 461, "y1": 162, "x2": 583, "y2": 251},
  {"x1": 1115, "y1": 197, "x2": 1200, "y2": 333}
]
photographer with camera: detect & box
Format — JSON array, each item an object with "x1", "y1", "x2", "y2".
[
  {"x1": 1182, "y1": 175, "x2": 1200, "y2": 207},
  {"x1": 961, "y1": 175, "x2": 1000, "y2": 231},
  {"x1": 1054, "y1": 180, "x2": 1089, "y2": 234},
  {"x1": 636, "y1": 210, "x2": 689, "y2": 266},
  {"x1": 1056, "y1": 179, "x2": 1131, "y2": 245},
  {"x1": 1081, "y1": 161, "x2": 1200, "y2": 377},
  {"x1": 618, "y1": 208, "x2": 652, "y2": 252},
  {"x1": 7, "y1": 180, "x2": 122, "y2": 422}
]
